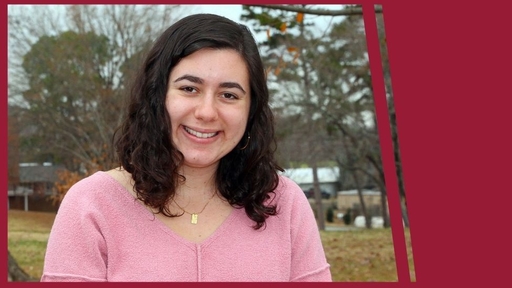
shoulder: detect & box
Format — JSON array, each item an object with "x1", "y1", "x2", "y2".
[
  {"x1": 271, "y1": 174, "x2": 309, "y2": 212},
  {"x1": 104, "y1": 168, "x2": 136, "y2": 196},
  {"x1": 274, "y1": 174, "x2": 305, "y2": 199},
  {"x1": 54, "y1": 169, "x2": 140, "y2": 232},
  {"x1": 66, "y1": 170, "x2": 115, "y2": 193},
  {"x1": 264, "y1": 174, "x2": 318, "y2": 236},
  {"x1": 60, "y1": 169, "x2": 133, "y2": 208},
  {"x1": 65, "y1": 171, "x2": 109, "y2": 196}
]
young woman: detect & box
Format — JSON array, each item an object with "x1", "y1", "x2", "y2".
[{"x1": 41, "y1": 13, "x2": 332, "y2": 282}]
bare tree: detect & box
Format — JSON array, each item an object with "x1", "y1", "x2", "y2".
[
  {"x1": 8, "y1": 5, "x2": 184, "y2": 171},
  {"x1": 244, "y1": 5, "x2": 400, "y2": 228},
  {"x1": 249, "y1": 4, "x2": 382, "y2": 16}
]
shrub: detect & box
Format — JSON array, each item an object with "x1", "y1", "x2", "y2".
[
  {"x1": 326, "y1": 207, "x2": 334, "y2": 223},
  {"x1": 342, "y1": 208, "x2": 352, "y2": 225}
]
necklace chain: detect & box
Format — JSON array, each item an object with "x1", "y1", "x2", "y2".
[{"x1": 173, "y1": 193, "x2": 216, "y2": 224}]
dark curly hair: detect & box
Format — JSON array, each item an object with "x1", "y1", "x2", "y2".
[{"x1": 113, "y1": 13, "x2": 283, "y2": 229}]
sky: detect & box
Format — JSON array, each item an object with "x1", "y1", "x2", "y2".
[
  {"x1": 179, "y1": 4, "x2": 264, "y2": 41},
  {"x1": 185, "y1": 4, "x2": 244, "y2": 20}
]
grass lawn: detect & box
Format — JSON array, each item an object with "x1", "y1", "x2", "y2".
[
  {"x1": 8, "y1": 209, "x2": 415, "y2": 282},
  {"x1": 8, "y1": 210, "x2": 56, "y2": 281}
]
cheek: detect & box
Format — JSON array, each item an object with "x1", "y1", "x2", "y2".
[
  {"x1": 166, "y1": 101, "x2": 179, "y2": 127},
  {"x1": 226, "y1": 114, "x2": 247, "y2": 141}
]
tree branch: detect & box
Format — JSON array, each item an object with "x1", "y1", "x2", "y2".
[{"x1": 247, "y1": 5, "x2": 382, "y2": 16}]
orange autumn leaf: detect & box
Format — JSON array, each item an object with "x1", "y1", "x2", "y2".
[
  {"x1": 287, "y1": 46, "x2": 298, "y2": 53},
  {"x1": 274, "y1": 66, "x2": 281, "y2": 76},
  {"x1": 52, "y1": 169, "x2": 84, "y2": 205},
  {"x1": 280, "y1": 22, "x2": 287, "y2": 33},
  {"x1": 50, "y1": 158, "x2": 105, "y2": 205},
  {"x1": 296, "y1": 12, "x2": 304, "y2": 23}
]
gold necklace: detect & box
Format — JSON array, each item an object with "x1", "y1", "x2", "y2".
[{"x1": 173, "y1": 193, "x2": 216, "y2": 224}]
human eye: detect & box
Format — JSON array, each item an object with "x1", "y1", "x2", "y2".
[
  {"x1": 179, "y1": 86, "x2": 197, "y2": 93},
  {"x1": 221, "y1": 92, "x2": 239, "y2": 100}
]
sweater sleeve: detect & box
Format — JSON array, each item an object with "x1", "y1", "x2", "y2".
[
  {"x1": 282, "y1": 176, "x2": 332, "y2": 282},
  {"x1": 41, "y1": 174, "x2": 109, "y2": 282}
]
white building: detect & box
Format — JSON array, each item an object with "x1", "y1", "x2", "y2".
[{"x1": 281, "y1": 167, "x2": 341, "y2": 197}]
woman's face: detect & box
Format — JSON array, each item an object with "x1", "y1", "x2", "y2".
[{"x1": 166, "y1": 48, "x2": 251, "y2": 170}]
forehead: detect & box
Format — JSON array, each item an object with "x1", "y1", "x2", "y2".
[{"x1": 171, "y1": 48, "x2": 249, "y2": 79}]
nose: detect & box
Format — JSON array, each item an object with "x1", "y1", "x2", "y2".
[{"x1": 194, "y1": 93, "x2": 218, "y2": 122}]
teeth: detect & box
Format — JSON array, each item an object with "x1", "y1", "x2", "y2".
[{"x1": 185, "y1": 127, "x2": 217, "y2": 138}]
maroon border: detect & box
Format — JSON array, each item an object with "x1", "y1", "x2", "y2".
[
  {"x1": 362, "y1": 3, "x2": 410, "y2": 283},
  {"x1": 384, "y1": 0, "x2": 510, "y2": 286},
  {"x1": 6, "y1": 0, "x2": 510, "y2": 287}
]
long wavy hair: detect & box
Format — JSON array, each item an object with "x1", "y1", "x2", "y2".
[{"x1": 113, "y1": 13, "x2": 283, "y2": 229}]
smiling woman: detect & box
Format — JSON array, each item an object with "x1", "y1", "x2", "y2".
[
  {"x1": 40, "y1": 13, "x2": 332, "y2": 282},
  {"x1": 167, "y1": 49, "x2": 251, "y2": 170}
]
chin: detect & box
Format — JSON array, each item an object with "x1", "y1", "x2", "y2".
[{"x1": 182, "y1": 156, "x2": 218, "y2": 168}]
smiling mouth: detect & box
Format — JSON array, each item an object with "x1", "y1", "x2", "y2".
[{"x1": 184, "y1": 126, "x2": 218, "y2": 139}]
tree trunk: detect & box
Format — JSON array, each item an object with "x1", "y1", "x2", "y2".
[
  {"x1": 8, "y1": 250, "x2": 36, "y2": 282},
  {"x1": 353, "y1": 169, "x2": 371, "y2": 228},
  {"x1": 312, "y1": 162, "x2": 326, "y2": 231}
]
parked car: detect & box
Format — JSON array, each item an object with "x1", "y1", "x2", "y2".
[{"x1": 304, "y1": 188, "x2": 331, "y2": 199}]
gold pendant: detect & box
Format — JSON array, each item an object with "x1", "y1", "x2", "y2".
[{"x1": 191, "y1": 214, "x2": 198, "y2": 224}]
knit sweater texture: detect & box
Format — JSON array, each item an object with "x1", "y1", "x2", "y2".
[{"x1": 41, "y1": 171, "x2": 332, "y2": 282}]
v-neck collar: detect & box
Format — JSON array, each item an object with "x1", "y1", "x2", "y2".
[{"x1": 99, "y1": 171, "x2": 241, "y2": 250}]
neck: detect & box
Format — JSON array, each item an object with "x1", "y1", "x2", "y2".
[{"x1": 176, "y1": 164, "x2": 218, "y2": 200}]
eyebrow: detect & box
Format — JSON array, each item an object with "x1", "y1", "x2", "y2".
[{"x1": 174, "y1": 74, "x2": 247, "y2": 95}]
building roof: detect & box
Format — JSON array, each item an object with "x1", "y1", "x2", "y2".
[
  {"x1": 281, "y1": 167, "x2": 339, "y2": 184},
  {"x1": 337, "y1": 189, "x2": 381, "y2": 196},
  {"x1": 18, "y1": 164, "x2": 65, "y2": 183},
  {"x1": 8, "y1": 186, "x2": 34, "y2": 196}
]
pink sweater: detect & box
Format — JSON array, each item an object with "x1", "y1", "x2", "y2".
[{"x1": 41, "y1": 171, "x2": 332, "y2": 282}]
